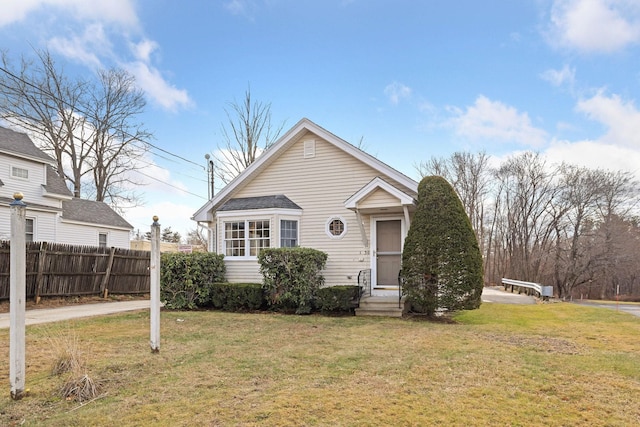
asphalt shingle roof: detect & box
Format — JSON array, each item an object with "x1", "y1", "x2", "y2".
[
  {"x1": 62, "y1": 198, "x2": 133, "y2": 229},
  {"x1": 0, "y1": 126, "x2": 55, "y2": 163},
  {"x1": 219, "y1": 195, "x2": 302, "y2": 211},
  {"x1": 44, "y1": 165, "x2": 73, "y2": 197}
]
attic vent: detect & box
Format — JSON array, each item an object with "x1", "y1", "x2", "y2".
[{"x1": 303, "y1": 139, "x2": 316, "y2": 158}]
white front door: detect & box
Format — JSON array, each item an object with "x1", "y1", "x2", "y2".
[{"x1": 371, "y1": 217, "x2": 404, "y2": 295}]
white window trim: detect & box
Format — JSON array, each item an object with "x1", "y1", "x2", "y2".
[
  {"x1": 222, "y1": 218, "x2": 271, "y2": 260},
  {"x1": 218, "y1": 209, "x2": 303, "y2": 259},
  {"x1": 98, "y1": 231, "x2": 109, "y2": 248},
  {"x1": 25, "y1": 217, "x2": 35, "y2": 242},
  {"x1": 279, "y1": 218, "x2": 299, "y2": 248},
  {"x1": 11, "y1": 165, "x2": 29, "y2": 180},
  {"x1": 325, "y1": 216, "x2": 347, "y2": 239}
]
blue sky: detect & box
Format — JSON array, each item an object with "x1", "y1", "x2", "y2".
[{"x1": 2, "y1": 0, "x2": 640, "y2": 238}]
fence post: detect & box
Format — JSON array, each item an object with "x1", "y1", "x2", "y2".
[
  {"x1": 100, "y1": 247, "x2": 116, "y2": 298},
  {"x1": 150, "y1": 216, "x2": 161, "y2": 353},
  {"x1": 34, "y1": 241, "x2": 48, "y2": 304},
  {"x1": 9, "y1": 193, "x2": 27, "y2": 400}
]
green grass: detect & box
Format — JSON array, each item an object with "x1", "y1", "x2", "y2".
[{"x1": 1, "y1": 302, "x2": 640, "y2": 426}]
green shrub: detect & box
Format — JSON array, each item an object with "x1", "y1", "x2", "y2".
[
  {"x1": 209, "y1": 283, "x2": 264, "y2": 311},
  {"x1": 401, "y1": 176, "x2": 483, "y2": 315},
  {"x1": 316, "y1": 286, "x2": 359, "y2": 313},
  {"x1": 160, "y1": 252, "x2": 225, "y2": 309},
  {"x1": 258, "y1": 247, "x2": 327, "y2": 314}
]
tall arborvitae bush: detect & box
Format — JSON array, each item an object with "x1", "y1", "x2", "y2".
[{"x1": 401, "y1": 175, "x2": 483, "y2": 315}]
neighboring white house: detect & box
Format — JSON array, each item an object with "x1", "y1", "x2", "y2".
[
  {"x1": 192, "y1": 118, "x2": 419, "y2": 296},
  {"x1": 0, "y1": 126, "x2": 132, "y2": 248}
]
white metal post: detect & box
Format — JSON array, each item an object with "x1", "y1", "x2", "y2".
[
  {"x1": 150, "y1": 216, "x2": 161, "y2": 353},
  {"x1": 9, "y1": 193, "x2": 27, "y2": 399}
]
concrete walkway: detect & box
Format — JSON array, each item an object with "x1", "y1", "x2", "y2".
[{"x1": 0, "y1": 300, "x2": 150, "y2": 329}]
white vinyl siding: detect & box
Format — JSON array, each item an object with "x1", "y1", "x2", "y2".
[
  {"x1": 225, "y1": 132, "x2": 410, "y2": 286},
  {"x1": 2, "y1": 158, "x2": 50, "y2": 206},
  {"x1": 57, "y1": 221, "x2": 130, "y2": 249}
]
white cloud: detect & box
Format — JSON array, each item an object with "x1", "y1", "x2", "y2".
[
  {"x1": 448, "y1": 95, "x2": 548, "y2": 147},
  {"x1": 540, "y1": 64, "x2": 576, "y2": 87},
  {"x1": 549, "y1": 0, "x2": 640, "y2": 53},
  {"x1": 131, "y1": 39, "x2": 159, "y2": 63},
  {"x1": 544, "y1": 138, "x2": 640, "y2": 173},
  {"x1": 125, "y1": 61, "x2": 193, "y2": 111},
  {"x1": 48, "y1": 23, "x2": 110, "y2": 68},
  {"x1": 384, "y1": 81, "x2": 412, "y2": 106},
  {"x1": 0, "y1": 0, "x2": 138, "y2": 28},
  {"x1": 576, "y1": 90, "x2": 640, "y2": 147}
]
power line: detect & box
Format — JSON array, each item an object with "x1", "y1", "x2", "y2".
[
  {"x1": 0, "y1": 64, "x2": 207, "y2": 171},
  {"x1": 133, "y1": 169, "x2": 207, "y2": 199}
]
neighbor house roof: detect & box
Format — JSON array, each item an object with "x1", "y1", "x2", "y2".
[
  {"x1": 219, "y1": 195, "x2": 302, "y2": 211},
  {"x1": 0, "y1": 126, "x2": 56, "y2": 164},
  {"x1": 61, "y1": 198, "x2": 133, "y2": 229},
  {"x1": 43, "y1": 165, "x2": 73, "y2": 198},
  {"x1": 193, "y1": 118, "x2": 418, "y2": 222}
]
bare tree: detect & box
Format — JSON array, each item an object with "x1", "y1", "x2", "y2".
[
  {"x1": 416, "y1": 151, "x2": 491, "y2": 252},
  {"x1": 213, "y1": 86, "x2": 285, "y2": 185},
  {"x1": 83, "y1": 68, "x2": 150, "y2": 208},
  {"x1": 0, "y1": 50, "x2": 90, "y2": 196},
  {"x1": 0, "y1": 49, "x2": 150, "y2": 207}
]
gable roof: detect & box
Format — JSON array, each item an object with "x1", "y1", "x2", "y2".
[
  {"x1": 219, "y1": 195, "x2": 302, "y2": 211},
  {"x1": 193, "y1": 118, "x2": 418, "y2": 221},
  {"x1": 344, "y1": 176, "x2": 416, "y2": 209},
  {"x1": 61, "y1": 198, "x2": 133, "y2": 230},
  {"x1": 43, "y1": 165, "x2": 73, "y2": 198},
  {"x1": 0, "y1": 126, "x2": 55, "y2": 164}
]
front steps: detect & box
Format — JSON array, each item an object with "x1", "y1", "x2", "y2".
[{"x1": 355, "y1": 296, "x2": 406, "y2": 318}]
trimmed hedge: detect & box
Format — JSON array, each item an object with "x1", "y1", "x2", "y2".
[
  {"x1": 209, "y1": 283, "x2": 264, "y2": 311},
  {"x1": 160, "y1": 252, "x2": 225, "y2": 309},
  {"x1": 315, "y1": 285, "x2": 360, "y2": 313},
  {"x1": 258, "y1": 247, "x2": 327, "y2": 314}
]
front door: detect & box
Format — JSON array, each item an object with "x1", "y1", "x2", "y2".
[{"x1": 374, "y1": 219, "x2": 402, "y2": 290}]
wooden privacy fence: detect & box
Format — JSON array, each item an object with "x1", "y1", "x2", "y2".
[{"x1": 0, "y1": 241, "x2": 150, "y2": 301}]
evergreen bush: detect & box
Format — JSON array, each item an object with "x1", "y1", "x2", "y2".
[
  {"x1": 401, "y1": 176, "x2": 483, "y2": 315},
  {"x1": 209, "y1": 283, "x2": 264, "y2": 311},
  {"x1": 258, "y1": 247, "x2": 327, "y2": 314},
  {"x1": 316, "y1": 285, "x2": 360, "y2": 313},
  {"x1": 160, "y1": 252, "x2": 225, "y2": 309}
]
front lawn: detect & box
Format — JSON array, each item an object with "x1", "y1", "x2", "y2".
[{"x1": 1, "y1": 303, "x2": 639, "y2": 426}]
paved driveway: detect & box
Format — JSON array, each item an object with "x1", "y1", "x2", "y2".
[
  {"x1": 481, "y1": 286, "x2": 537, "y2": 305},
  {"x1": 0, "y1": 300, "x2": 150, "y2": 329},
  {"x1": 572, "y1": 301, "x2": 640, "y2": 318}
]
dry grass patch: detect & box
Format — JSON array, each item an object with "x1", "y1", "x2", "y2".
[{"x1": 0, "y1": 303, "x2": 639, "y2": 426}]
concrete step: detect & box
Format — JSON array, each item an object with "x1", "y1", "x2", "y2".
[{"x1": 355, "y1": 296, "x2": 405, "y2": 318}]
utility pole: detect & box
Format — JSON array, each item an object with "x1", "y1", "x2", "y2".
[{"x1": 205, "y1": 154, "x2": 215, "y2": 199}]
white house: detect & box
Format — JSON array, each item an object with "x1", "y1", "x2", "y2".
[
  {"x1": 192, "y1": 118, "x2": 419, "y2": 303},
  {"x1": 0, "y1": 126, "x2": 132, "y2": 248}
]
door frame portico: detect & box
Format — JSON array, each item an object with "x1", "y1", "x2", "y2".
[{"x1": 370, "y1": 215, "x2": 406, "y2": 296}]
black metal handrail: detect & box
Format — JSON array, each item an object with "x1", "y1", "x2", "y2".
[
  {"x1": 357, "y1": 268, "x2": 371, "y2": 306},
  {"x1": 397, "y1": 269, "x2": 404, "y2": 309}
]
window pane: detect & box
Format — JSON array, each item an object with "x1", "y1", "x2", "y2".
[
  {"x1": 280, "y1": 220, "x2": 297, "y2": 248},
  {"x1": 25, "y1": 219, "x2": 34, "y2": 243},
  {"x1": 224, "y1": 221, "x2": 245, "y2": 256},
  {"x1": 248, "y1": 220, "x2": 270, "y2": 256},
  {"x1": 99, "y1": 233, "x2": 107, "y2": 248}
]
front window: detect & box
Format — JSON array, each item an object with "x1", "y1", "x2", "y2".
[
  {"x1": 224, "y1": 220, "x2": 271, "y2": 257},
  {"x1": 280, "y1": 220, "x2": 298, "y2": 247},
  {"x1": 25, "y1": 218, "x2": 34, "y2": 242}
]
